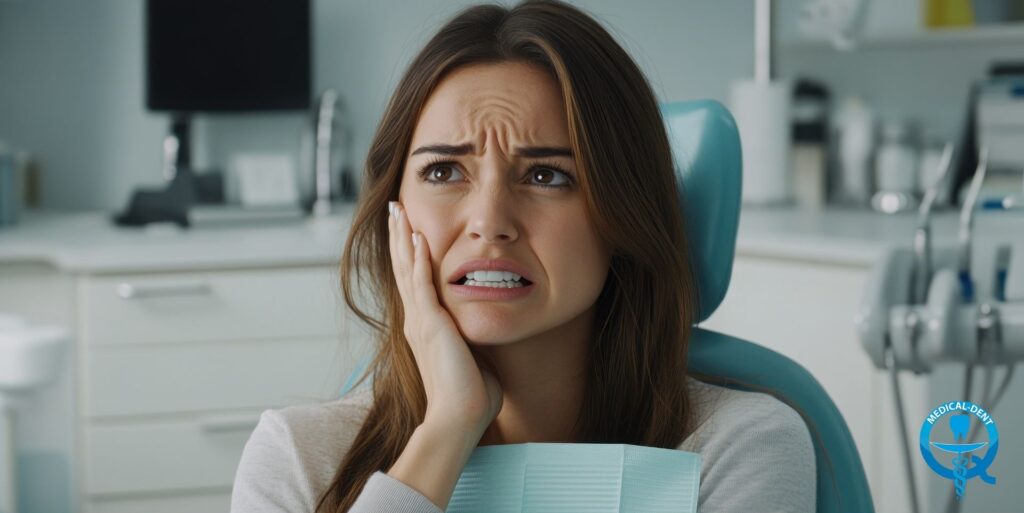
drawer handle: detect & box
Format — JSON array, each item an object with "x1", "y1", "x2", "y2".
[
  {"x1": 199, "y1": 413, "x2": 261, "y2": 433},
  {"x1": 116, "y1": 282, "x2": 213, "y2": 299}
]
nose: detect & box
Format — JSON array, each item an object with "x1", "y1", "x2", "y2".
[{"x1": 464, "y1": 173, "x2": 520, "y2": 244}]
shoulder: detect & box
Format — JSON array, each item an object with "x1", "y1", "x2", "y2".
[
  {"x1": 681, "y1": 376, "x2": 812, "y2": 446},
  {"x1": 679, "y1": 377, "x2": 816, "y2": 513},
  {"x1": 230, "y1": 387, "x2": 375, "y2": 513},
  {"x1": 270, "y1": 385, "x2": 375, "y2": 454}
]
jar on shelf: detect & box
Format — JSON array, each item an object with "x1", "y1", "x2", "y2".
[{"x1": 875, "y1": 120, "x2": 919, "y2": 194}]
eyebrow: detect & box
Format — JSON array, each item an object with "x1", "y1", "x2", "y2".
[{"x1": 410, "y1": 143, "x2": 573, "y2": 159}]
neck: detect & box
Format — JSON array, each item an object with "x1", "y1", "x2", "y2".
[{"x1": 475, "y1": 306, "x2": 593, "y2": 446}]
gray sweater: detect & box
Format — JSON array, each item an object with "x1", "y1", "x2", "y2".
[{"x1": 230, "y1": 377, "x2": 816, "y2": 512}]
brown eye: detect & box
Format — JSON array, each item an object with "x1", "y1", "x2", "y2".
[
  {"x1": 420, "y1": 163, "x2": 465, "y2": 184},
  {"x1": 527, "y1": 167, "x2": 572, "y2": 188},
  {"x1": 532, "y1": 168, "x2": 554, "y2": 184},
  {"x1": 431, "y1": 166, "x2": 452, "y2": 181}
]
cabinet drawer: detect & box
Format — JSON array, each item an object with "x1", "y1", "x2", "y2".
[
  {"x1": 86, "y1": 491, "x2": 231, "y2": 513},
  {"x1": 80, "y1": 266, "x2": 342, "y2": 346},
  {"x1": 84, "y1": 416, "x2": 257, "y2": 496},
  {"x1": 83, "y1": 335, "x2": 370, "y2": 418}
]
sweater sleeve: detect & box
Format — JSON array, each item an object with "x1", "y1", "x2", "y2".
[
  {"x1": 231, "y1": 409, "x2": 443, "y2": 513},
  {"x1": 350, "y1": 471, "x2": 445, "y2": 513},
  {"x1": 695, "y1": 393, "x2": 817, "y2": 513},
  {"x1": 231, "y1": 409, "x2": 314, "y2": 513}
]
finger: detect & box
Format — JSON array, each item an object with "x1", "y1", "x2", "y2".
[
  {"x1": 397, "y1": 204, "x2": 419, "y2": 316},
  {"x1": 394, "y1": 203, "x2": 412, "y2": 284},
  {"x1": 387, "y1": 202, "x2": 410, "y2": 305},
  {"x1": 411, "y1": 230, "x2": 442, "y2": 312}
]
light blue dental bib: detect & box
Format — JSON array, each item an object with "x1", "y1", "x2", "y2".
[{"x1": 445, "y1": 443, "x2": 701, "y2": 512}]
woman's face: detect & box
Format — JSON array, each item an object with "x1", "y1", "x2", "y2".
[{"x1": 398, "y1": 61, "x2": 611, "y2": 345}]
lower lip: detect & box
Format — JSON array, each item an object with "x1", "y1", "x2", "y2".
[{"x1": 448, "y1": 281, "x2": 535, "y2": 299}]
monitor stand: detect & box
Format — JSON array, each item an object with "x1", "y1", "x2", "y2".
[
  {"x1": 164, "y1": 113, "x2": 193, "y2": 182},
  {"x1": 112, "y1": 114, "x2": 198, "y2": 227}
]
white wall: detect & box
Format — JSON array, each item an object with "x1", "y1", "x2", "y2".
[{"x1": 0, "y1": 0, "x2": 753, "y2": 211}]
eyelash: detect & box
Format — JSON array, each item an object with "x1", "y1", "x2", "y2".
[{"x1": 416, "y1": 157, "x2": 575, "y2": 190}]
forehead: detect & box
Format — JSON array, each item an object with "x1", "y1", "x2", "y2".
[{"x1": 412, "y1": 61, "x2": 569, "y2": 145}]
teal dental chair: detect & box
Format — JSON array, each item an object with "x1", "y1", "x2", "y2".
[
  {"x1": 661, "y1": 100, "x2": 874, "y2": 513},
  {"x1": 339, "y1": 100, "x2": 874, "y2": 513}
]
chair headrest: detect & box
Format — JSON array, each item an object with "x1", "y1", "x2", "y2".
[{"x1": 659, "y1": 100, "x2": 742, "y2": 323}]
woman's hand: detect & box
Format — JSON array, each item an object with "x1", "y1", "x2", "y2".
[
  {"x1": 384, "y1": 203, "x2": 503, "y2": 510},
  {"x1": 388, "y1": 201, "x2": 503, "y2": 435}
]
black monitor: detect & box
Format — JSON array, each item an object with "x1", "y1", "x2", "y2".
[
  {"x1": 141, "y1": 0, "x2": 311, "y2": 211},
  {"x1": 146, "y1": 0, "x2": 311, "y2": 112}
]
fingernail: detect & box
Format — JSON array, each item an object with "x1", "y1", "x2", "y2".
[
  {"x1": 412, "y1": 232, "x2": 420, "y2": 247},
  {"x1": 388, "y1": 201, "x2": 396, "y2": 218}
]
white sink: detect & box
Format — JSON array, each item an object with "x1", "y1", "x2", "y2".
[
  {"x1": 0, "y1": 316, "x2": 69, "y2": 513},
  {"x1": 0, "y1": 322, "x2": 68, "y2": 396}
]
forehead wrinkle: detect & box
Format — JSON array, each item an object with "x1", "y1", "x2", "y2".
[{"x1": 461, "y1": 97, "x2": 539, "y2": 158}]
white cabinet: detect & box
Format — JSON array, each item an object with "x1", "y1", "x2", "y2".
[
  {"x1": 74, "y1": 266, "x2": 372, "y2": 509},
  {"x1": 0, "y1": 210, "x2": 371, "y2": 512},
  {"x1": 83, "y1": 492, "x2": 231, "y2": 513},
  {"x1": 79, "y1": 267, "x2": 342, "y2": 346},
  {"x1": 84, "y1": 419, "x2": 253, "y2": 496},
  {"x1": 71, "y1": 265, "x2": 369, "y2": 512}
]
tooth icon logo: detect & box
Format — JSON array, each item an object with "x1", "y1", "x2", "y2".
[
  {"x1": 920, "y1": 401, "x2": 999, "y2": 503},
  {"x1": 949, "y1": 415, "x2": 970, "y2": 441}
]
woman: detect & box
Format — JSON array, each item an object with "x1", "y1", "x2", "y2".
[{"x1": 231, "y1": 1, "x2": 816, "y2": 512}]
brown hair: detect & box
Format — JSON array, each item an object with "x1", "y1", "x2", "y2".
[{"x1": 317, "y1": 1, "x2": 702, "y2": 510}]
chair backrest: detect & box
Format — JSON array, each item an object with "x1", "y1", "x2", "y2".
[
  {"x1": 660, "y1": 100, "x2": 741, "y2": 322},
  {"x1": 339, "y1": 99, "x2": 874, "y2": 513},
  {"x1": 662, "y1": 100, "x2": 875, "y2": 513}
]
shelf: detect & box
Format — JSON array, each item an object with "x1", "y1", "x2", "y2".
[{"x1": 782, "y1": 22, "x2": 1024, "y2": 49}]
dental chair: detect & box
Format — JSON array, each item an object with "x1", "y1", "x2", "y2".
[
  {"x1": 661, "y1": 100, "x2": 874, "y2": 513},
  {"x1": 338, "y1": 99, "x2": 874, "y2": 513}
]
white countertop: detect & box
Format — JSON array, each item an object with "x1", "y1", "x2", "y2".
[
  {"x1": 735, "y1": 205, "x2": 1024, "y2": 266},
  {"x1": 0, "y1": 204, "x2": 358, "y2": 273},
  {"x1": 1, "y1": 203, "x2": 1021, "y2": 272}
]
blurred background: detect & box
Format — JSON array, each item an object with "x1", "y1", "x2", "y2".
[{"x1": 1, "y1": 1, "x2": 1023, "y2": 512}]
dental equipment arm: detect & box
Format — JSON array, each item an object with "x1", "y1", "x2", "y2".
[
  {"x1": 863, "y1": 249, "x2": 1024, "y2": 374},
  {"x1": 957, "y1": 146, "x2": 990, "y2": 303},
  {"x1": 913, "y1": 143, "x2": 955, "y2": 304},
  {"x1": 857, "y1": 144, "x2": 1022, "y2": 513},
  {"x1": 859, "y1": 245, "x2": 1024, "y2": 513}
]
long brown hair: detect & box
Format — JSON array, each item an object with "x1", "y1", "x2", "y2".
[{"x1": 317, "y1": 1, "x2": 701, "y2": 510}]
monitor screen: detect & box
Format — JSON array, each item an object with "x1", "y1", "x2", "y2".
[{"x1": 146, "y1": 0, "x2": 311, "y2": 112}]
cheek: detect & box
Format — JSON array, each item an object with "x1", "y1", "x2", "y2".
[
  {"x1": 542, "y1": 218, "x2": 609, "y2": 293},
  {"x1": 404, "y1": 203, "x2": 446, "y2": 237},
  {"x1": 405, "y1": 203, "x2": 452, "y2": 279}
]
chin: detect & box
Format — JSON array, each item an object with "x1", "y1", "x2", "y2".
[
  {"x1": 463, "y1": 336, "x2": 516, "y2": 346},
  {"x1": 456, "y1": 316, "x2": 530, "y2": 346},
  {"x1": 460, "y1": 326, "x2": 524, "y2": 346}
]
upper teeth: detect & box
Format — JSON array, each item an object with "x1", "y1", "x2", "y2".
[{"x1": 464, "y1": 270, "x2": 522, "y2": 282}]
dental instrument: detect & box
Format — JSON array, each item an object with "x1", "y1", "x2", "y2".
[
  {"x1": 957, "y1": 146, "x2": 990, "y2": 303},
  {"x1": 912, "y1": 142, "x2": 955, "y2": 304},
  {"x1": 857, "y1": 143, "x2": 1024, "y2": 513}
]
